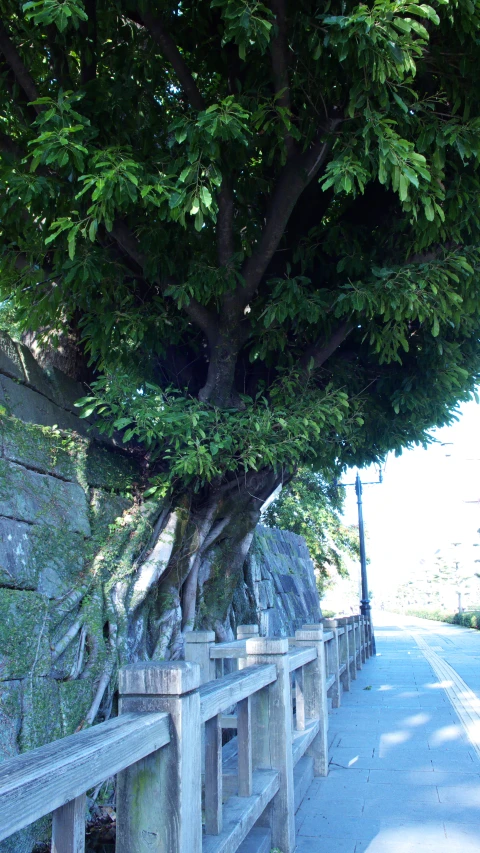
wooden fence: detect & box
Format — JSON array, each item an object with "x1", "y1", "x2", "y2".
[{"x1": 0, "y1": 613, "x2": 373, "y2": 853}]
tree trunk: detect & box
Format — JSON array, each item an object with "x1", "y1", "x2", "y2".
[{"x1": 52, "y1": 470, "x2": 280, "y2": 727}]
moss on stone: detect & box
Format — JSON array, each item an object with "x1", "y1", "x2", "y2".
[
  {"x1": 0, "y1": 590, "x2": 50, "y2": 679},
  {"x1": 0, "y1": 458, "x2": 91, "y2": 536},
  {"x1": 20, "y1": 677, "x2": 62, "y2": 751},
  {"x1": 85, "y1": 443, "x2": 140, "y2": 493},
  {"x1": 0, "y1": 680, "x2": 21, "y2": 760},
  {"x1": 59, "y1": 678, "x2": 95, "y2": 735},
  {"x1": 1, "y1": 415, "x2": 89, "y2": 483}
]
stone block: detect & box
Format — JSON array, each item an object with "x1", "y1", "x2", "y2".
[
  {"x1": 0, "y1": 680, "x2": 21, "y2": 760},
  {"x1": 86, "y1": 443, "x2": 140, "y2": 492},
  {"x1": 48, "y1": 365, "x2": 88, "y2": 413},
  {"x1": 0, "y1": 517, "x2": 85, "y2": 596},
  {"x1": 1, "y1": 416, "x2": 82, "y2": 481},
  {"x1": 256, "y1": 580, "x2": 269, "y2": 611},
  {"x1": 280, "y1": 573, "x2": 298, "y2": 594},
  {"x1": 0, "y1": 590, "x2": 51, "y2": 679},
  {"x1": 89, "y1": 489, "x2": 132, "y2": 538},
  {"x1": 264, "y1": 579, "x2": 275, "y2": 608},
  {"x1": 0, "y1": 459, "x2": 91, "y2": 536},
  {"x1": 0, "y1": 375, "x2": 91, "y2": 436},
  {"x1": 20, "y1": 677, "x2": 62, "y2": 750},
  {"x1": 0, "y1": 517, "x2": 39, "y2": 589},
  {"x1": 16, "y1": 342, "x2": 57, "y2": 402},
  {"x1": 0, "y1": 332, "x2": 25, "y2": 382},
  {"x1": 59, "y1": 677, "x2": 94, "y2": 735}
]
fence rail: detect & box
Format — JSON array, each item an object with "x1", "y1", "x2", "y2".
[{"x1": 0, "y1": 613, "x2": 374, "y2": 853}]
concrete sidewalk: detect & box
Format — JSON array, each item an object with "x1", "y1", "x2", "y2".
[{"x1": 295, "y1": 614, "x2": 480, "y2": 853}]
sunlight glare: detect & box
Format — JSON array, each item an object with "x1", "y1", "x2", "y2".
[
  {"x1": 429, "y1": 725, "x2": 464, "y2": 745},
  {"x1": 402, "y1": 713, "x2": 431, "y2": 727}
]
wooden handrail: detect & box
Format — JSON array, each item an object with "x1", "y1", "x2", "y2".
[
  {"x1": 210, "y1": 639, "x2": 247, "y2": 659},
  {"x1": 199, "y1": 663, "x2": 276, "y2": 722},
  {"x1": 0, "y1": 711, "x2": 170, "y2": 842},
  {"x1": 0, "y1": 617, "x2": 375, "y2": 853},
  {"x1": 288, "y1": 646, "x2": 317, "y2": 672}
]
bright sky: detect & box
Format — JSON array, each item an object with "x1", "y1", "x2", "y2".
[{"x1": 341, "y1": 397, "x2": 480, "y2": 600}]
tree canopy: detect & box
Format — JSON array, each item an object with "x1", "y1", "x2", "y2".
[{"x1": 2, "y1": 0, "x2": 480, "y2": 501}]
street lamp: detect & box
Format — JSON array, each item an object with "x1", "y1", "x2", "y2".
[
  {"x1": 343, "y1": 467, "x2": 383, "y2": 653},
  {"x1": 356, "y1": 472, "x2": 371, "y2": 620}
]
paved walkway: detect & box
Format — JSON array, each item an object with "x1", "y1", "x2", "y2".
[{"x1": 295, "y1": 612, "x2": 480, "y2": 853}]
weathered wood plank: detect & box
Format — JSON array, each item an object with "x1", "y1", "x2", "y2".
[
  {"x1": 288, "y1": 646, "x2": 316, "y2": 673},
  {"x1": 200, "y1": 664, "x2": 276, "y2": 723},
  {"x1": 210, "y1": 640, "x2": 247, "y2": 659},
  {"x1": 237, "y1": 697, "x2": 252, "y2": 797},
  {"x1": 326, "y1": 673, "x2": 336, "y2": 691},
  {"x1": 51, "y1": 793, "x2": 86, "y2": 853},
  {"x1": 117, "y1": 661, "x2": 202, "y2": 853},
  {"x1": 236, "y1": 626, "x2": 259, "y2": 640},
  {"x1": 221, "y1": 715, "x2": 238, "y2": 729},
  {"x1": 336, "y1": 617, "x2": 351, "y2": 693},
  {"x1": 246, "y1": 637, "x2": 295, "y2": 853},
  {"x1": 323, "y1": 620, "x2": 341, "y2": 709},
  {"x1": 295, "y1": 666, "x2": 305, "y2": 731},
  {"x1": 0, "y1": 712, "x2": 170, "y2": 843},
  {"x1": 185, "y1": 631, "x2": 216, "y2": 683},
  {"x1": 292, "y1": 720, "x2": 321, "y2": 767},
  {"x1": 295, "y1": 627, "x2": 329, "y2": 777},
  {"x1": 202, "y1": 769, "x2": 279, "y2": 853},
  {"x1": 323, "y1": 631, "x2": 334, "y2": 641},
  {"x1": 205, "y1": 714, "x2": 223, "y2": 835}
]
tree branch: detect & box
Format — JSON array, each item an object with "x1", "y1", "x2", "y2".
[
  {"x1": 0, "y1": 130, "x2": 24, "y2": 160},
  {"x1": 238, "y1": 117, "x2": 342, "y2": 310},
  {"x1": 270, "y1": 0, "x2": 295, "y2": 158},
  {"x1": 139, "y1": 10, "x2": 206, "y2": 111},
  {"x1": 217, "y1": 176, "x2": 235, "y2": 266},
  {"x1": 111, "y1": 219, "x2": 218, "y2": 341},
  {"x1": 298, "y1": 319, "x2": 354, "y2": 376},
  {"x1": 0, "y1": 23, "x2": 42, "y2": 111},
  {"x1": 80, "y1": 0, "x2": 97, "y2": 85}
]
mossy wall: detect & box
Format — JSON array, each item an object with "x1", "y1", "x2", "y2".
[
  {"x1": 0, "y1": 333, "x2": 322, "y2": 852},
  {"x1": 0, "y1": 332, "x2": 140, "y2": 853}
]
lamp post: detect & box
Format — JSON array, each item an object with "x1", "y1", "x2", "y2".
[
  {"x1": 343, "y1": 467, "x2": 383, "y2": 654},
  {"x1": 355, "y1": 472, "x2": 371, "y2": 620}
]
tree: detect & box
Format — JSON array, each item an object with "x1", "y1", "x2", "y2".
[
  {"x1": 2, "y1": 0, "x2": 480, "y2": 663},
  {"x1": 263, "y1": 470, "x2": 359, "y2": 595}
]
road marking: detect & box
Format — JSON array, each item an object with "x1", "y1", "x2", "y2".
[{"x1": 409, "y1": 631, "x2": 480, "y2": 760}]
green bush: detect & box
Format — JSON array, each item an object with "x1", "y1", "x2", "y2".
[
  {"x1": 393, "y1": 607, "x2": 480, "y2": 630},
  {"x1": 404, "y1": 608, "x2": 456, "y2": 623},
  {"x1": 452, "y1": 611, "x2": 480, "y2": 629}
]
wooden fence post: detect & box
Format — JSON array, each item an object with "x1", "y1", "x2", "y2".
[
  {"x1": 336, "y1": 617, "x2": 351, "y2": 694},
  {"x1": 360, "y1": 616, "x2": 367, "y2": 662},
  {"x1": 347, "y1": 616, "x2": 357, "y2": 680},
  {"x1": 236, "y1": 624, "x2": 259, "y2": 639},
  {"x1": 116, "y1": 661, "x2": 202, "y2": 853},
  {"x1": 184, "y1": 630, "x2": 216, "y2": 684},
  {"x1": 354, "y1": 615, "x2": 362, "y2": 670},
  {"x1": 295, "y1": 627, "x2": 328, "y2": 777},
  {"x1": 51, "y1": 794, "x2": 86, "y2": 853},
  {"x1": 245, "y1": 637, "x2": 295, "y2": 853},
  {"x1": 367, "y1": 611, "x2": 375, "y2": 656},
  {"x1": 323, "y1": 619, "x2": 341, "y2": 708}
]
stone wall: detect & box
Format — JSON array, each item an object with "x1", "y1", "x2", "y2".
[
  {"x1": 0, "y1": 332, "x2": 321, "y2": 851},
  {"x1": 245, "y1": 524, "x2": 321, "y2": 636}
]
